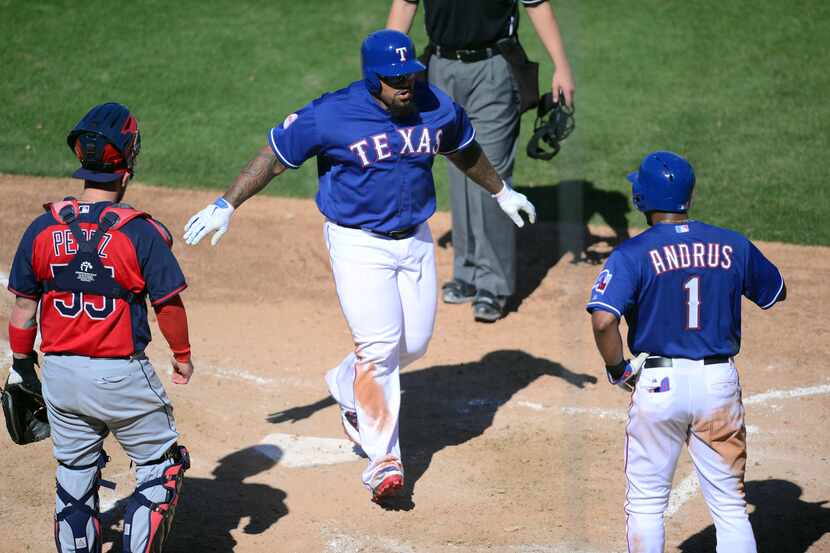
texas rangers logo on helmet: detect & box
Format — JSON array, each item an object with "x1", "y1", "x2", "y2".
[{"x1": 395, "y1": 47, "x2": 407, "y2": 62}]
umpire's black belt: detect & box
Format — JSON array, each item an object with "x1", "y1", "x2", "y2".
[
  {"x1": 336, "y1": 222, "x2": 417, "y2": 240},
  {"x1": 433, "y1": 37, "x2": 516, "y2": 63},
  {"x1": 643, "y1": 355, "x2": 731, "y2": 369}
]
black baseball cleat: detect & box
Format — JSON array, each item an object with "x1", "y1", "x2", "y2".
[{"x1": 472, "y1": 290, "x2": 506, "y2": 323}]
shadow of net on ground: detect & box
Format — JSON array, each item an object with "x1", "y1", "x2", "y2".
[
  {"x1": 435, "y1": 180, "x2": 631, "y2": 314},
  {"x1": 101, "y1": 445, "x2": 288, "y2": 553},
  {"x1": 267, "y1": 349, "x2": 596, "y2": 510},
  {"x1": 678, "y1": 478, "x2": 830, "y2": 553}
]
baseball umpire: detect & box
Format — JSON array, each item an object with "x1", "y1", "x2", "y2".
[
  {"x1": 5, "y1": 102, "x2": 194, "y2": 552},
  {"x1": 183, "y1": 30, "x2": 535, "y2": 502},
  {"x1": 586, "y1": 151, "x2": 786, "y2": 552}
]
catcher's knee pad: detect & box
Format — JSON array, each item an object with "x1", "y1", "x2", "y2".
[
  {"x1": 122, "y1": 444, "x2": 190, "y2": 553},
  {"x1": 53, "y1": 451, "x2": 115, "y2": 553}
]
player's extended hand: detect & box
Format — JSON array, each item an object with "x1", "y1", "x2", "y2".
[
  {"x1": 493, "y1": 182, "x2": 537, "y2": 228},
  {"x1": 171, "y1": 358, "x2": 194, "y2": 385},
  {"x1": 605, "y1": 352, "x2": 649, "y2": 392},
  {"x1": 183, "y1": 197, "x2": 235, "y2": 246}
]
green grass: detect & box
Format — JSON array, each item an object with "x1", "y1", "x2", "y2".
[{"x1": 2, "y1": 0, "x2": 828, "y2": 244}]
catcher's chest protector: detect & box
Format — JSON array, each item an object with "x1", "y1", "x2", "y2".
[{"x1": 41, "y1": 199, "x2": 152, "y2": 302}]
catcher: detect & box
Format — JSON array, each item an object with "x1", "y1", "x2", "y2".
[{"x1": 4, "y1": 102, "x2": 194, "y2": 553}]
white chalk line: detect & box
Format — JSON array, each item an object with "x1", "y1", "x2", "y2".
[
  {"x1": 323, "y1": 531, "x2": 611, "y2": 553},
  {"x1": 0, "y1": 271, "x2": 8, "y2": 289}
]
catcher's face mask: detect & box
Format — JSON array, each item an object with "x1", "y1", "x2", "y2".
[{"x1": 526, "y1": 92, "x2": 575, "y2": 161}]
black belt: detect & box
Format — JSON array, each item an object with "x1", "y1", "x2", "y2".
[
  {"x1": 433, "y1": 38, "x2": 513, "y2": 63},
  {"x1": 643, "y1": 355, "x2": 731, "y2": 369},
  {"x1": 46, "y1": 351, "x2": 147, "y2": 361},
  {"x1": 336, "y1": 223, "x2": 417, "y2": 240}
]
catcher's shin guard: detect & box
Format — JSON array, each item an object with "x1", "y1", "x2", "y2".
[
  {"x1": 122, "y1": 444, "x2": 190, "y2": 553},
  {"x1": 53, "y1": 451, "x2": 115, "y2": 553}
]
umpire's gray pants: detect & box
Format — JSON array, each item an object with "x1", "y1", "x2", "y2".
[
  {"x1": 429, "y1": 53, "x2": 521, "y2": 297},
  {"x1": 42, "y1": 355, "x2": 179, "y2": 553}
]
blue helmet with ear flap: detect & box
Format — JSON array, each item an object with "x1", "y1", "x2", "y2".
[
  {"x1": 361, "y1": 29, "x2": 426, "y2": 95},
  {"x1": 628, "y1": 151, "x2": 695, "y2": 213}
]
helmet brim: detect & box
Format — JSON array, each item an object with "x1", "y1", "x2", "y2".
[
  {"x1": 71, "y1": 167, "x2": 125, "y2": 183},
  {"x1": 626, "y1": 171, "x2": 639, "y2": 186},
  {"x1": 372, "y1": 59, "x2": 426, "y2": 77}
]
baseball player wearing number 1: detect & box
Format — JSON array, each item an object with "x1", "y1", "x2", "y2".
[
  {"x1": 587, "y1": 151, "x2": 786, "y2": 553},
  {"x1": 183, "y1": 30, "x2": 535, "y2": 502}
]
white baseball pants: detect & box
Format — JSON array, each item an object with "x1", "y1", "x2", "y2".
[
  {"x1": 625, "y1": 358, "x2": 756, "y2": 553},
  {"x1": 323, "y1": 221, "x2": 436, "y2": 489}
]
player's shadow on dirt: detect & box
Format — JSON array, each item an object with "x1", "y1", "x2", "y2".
[
  {"x1": 678, "y1": 479, "x2": 830, "y2": 553},
  {"x1": 436, "y1": 180, "x2": 631, "y2": 314},
  {"x1": 101, "y1": 445, "x2": 288, "y2": 553},
  {"x1": 267, "y1": 349, "x2": 596, "y2": 511}
]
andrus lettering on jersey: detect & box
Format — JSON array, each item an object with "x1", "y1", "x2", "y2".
[{"x1": 648, "y1": 242, "x2": 732, "y2": 275}]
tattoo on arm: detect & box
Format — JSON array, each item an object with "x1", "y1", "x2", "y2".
[
  {"x1": 12, "y1": 297, "x2": 38, "y2": 329},
  {"x1": 223, "y1": 146, "x2": 287, "y2": 208},
  {"x1": 446, "y1": 142, "x2": 504, "y2": 195}
]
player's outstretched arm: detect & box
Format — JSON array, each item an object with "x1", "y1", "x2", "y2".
[
  {"x1": 446, "y1": 142, "x2": 537, "y2": 227},
  {"x1": 183, "y1": 146, "x2": 287, "y2": 246}
]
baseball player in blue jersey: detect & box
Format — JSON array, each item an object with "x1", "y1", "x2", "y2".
[
  {"x1": 586, "y1": 151, "x2": 786, "y2": 553},
  {"x1": 183, "y1": 30, "x2": 536, "y2": 502}
]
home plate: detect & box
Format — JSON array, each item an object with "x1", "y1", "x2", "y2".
[{"x1": 257, "y1": 433, "x2": 362, "y2": 468}]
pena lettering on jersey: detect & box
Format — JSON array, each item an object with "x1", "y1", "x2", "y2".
[
  {"x1": 8, "y1": 202, "x2": 186, "y2": 357},
  {"x1": 268, "y1": 80, "x2": 475, "y2": 233},
  {"x1": 586, "y1": 221, "x2": 784, "y2": 358}
]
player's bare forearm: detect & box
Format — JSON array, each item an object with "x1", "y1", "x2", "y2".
[
  {"x1": 591, "y1": 310, "x2": 625, "y2": 366},
  {"x1": 9, "y1": 297, "x2": 38, "y2": 359},
  {"x1": 525, "y1": 2, "x2": 571, "y2": 71},
  {"x1": 386, "y1": 0, "x2": 418, "y2": 33},
  {"x1": 223, "y1": 146, "x2": 287, "y2": 208},
  {"x1": 446, "y1": 142, "x2": 504, "y2": 195}
]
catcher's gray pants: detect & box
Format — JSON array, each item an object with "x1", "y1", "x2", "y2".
[
  {"x1": 42, "y1": 354, "x2": 179, "y2": 553},
  {"x1": 429, "y1": 53, "x2": 521, "y2": 297}
]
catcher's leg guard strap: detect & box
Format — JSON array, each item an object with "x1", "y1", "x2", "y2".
[
  {"x1": 123, "y1": 444, "x2": 190, "y2": 553},
  {"x1": 54, "y1": 451, "x2": 113, "y2": 553}
]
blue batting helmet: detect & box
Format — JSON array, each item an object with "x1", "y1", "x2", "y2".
[
  {"x1": 361, "y1": 30, "x2": 425, "y2": 94},
  {"x1": 67, "y1": 102, "x2": 141, "y2": 183},
  {"x1": 628, "y1": 151, "x2": 695, "y2": 213}
]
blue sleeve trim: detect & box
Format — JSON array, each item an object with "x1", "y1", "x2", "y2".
[
  {"x1": 760, "y1": 276, "x2": 785, "y2": 310},
  {"x1": 441, "y1": 127, "x2": 476, "y2": 155},
  {"x1": 586, "y1": 301, "x2": 622, "y2": 318},
  {"x1": 269, "y1": 127, "x2": 300, "y2": 169}
]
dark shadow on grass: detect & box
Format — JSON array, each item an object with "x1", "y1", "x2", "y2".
[
  {"x1": 267, "y1": 350, "x2": 597, "y2": 511},
  {"x1": 436, "y1": 180, "x2": 631, "y2": 315},
  {"x1": 678, "y1": 479, "x2": 830, "y2": 553},
  {"x1": 102, "y1": 445, "x2": 288, "y2": 553}
]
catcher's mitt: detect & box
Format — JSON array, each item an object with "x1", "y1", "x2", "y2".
[
  {"x1": 1, "y1": 354, "x2": 51, "y2": 445},
  {"x1": 526, "y1": 91, "x2": 575, "y2": 161}
]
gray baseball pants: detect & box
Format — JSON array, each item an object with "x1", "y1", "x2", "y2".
[
  {"x1": 42, "y1": 354, "x2": 179, "y2": 553},
  {"x1": 429, "y1": 53, "x2": 521, "y2": 298}
]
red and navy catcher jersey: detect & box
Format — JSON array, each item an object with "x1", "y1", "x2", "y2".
[
  {"x1": 586, "y1": 221, "x2": 785, "y2": 359},
  {"x1": 8, "y1": 200, "x2": 187, "y2": 358}
]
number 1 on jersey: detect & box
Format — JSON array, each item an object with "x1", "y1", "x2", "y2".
[{"x1": 683, "y1": 276, "x2": 701, "y2": 330}]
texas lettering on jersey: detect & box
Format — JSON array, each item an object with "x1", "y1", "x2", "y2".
[
  {"x1": 349, "y1": 126, "x2": 444, "y2": 167},
  {"x1": 268, "y1": 80, "x2": 476, "y2": 233}
]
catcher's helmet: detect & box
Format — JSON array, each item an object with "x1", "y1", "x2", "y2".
[
  {"x1": 526, "y1": 92, "x2": 574, "y2": 161},
  {"x1": 67, "y1": 102, "x2": 141, "y2": 183},
  {"x1": 361, "y1": 30, "x2": 425, "y2": 95},
  {"x1": 628, "y1": 151, "x2": 695, "y2": 213}
]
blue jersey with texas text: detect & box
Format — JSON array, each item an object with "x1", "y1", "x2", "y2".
[
  {"x1": 268, "y1": 80, "x2": 475, "y2": 233},
  {"x1": 586, "y1": 221, "x2": 784, "y2": 359}
]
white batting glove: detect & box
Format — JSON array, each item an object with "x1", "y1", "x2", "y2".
[
  {"x1": 606, "y1": 352, "x2": 650, "y2": 392},
  {"x1": 493, "y1": 181, "x2": 536, "y2": 228},
  {"x1": 183, "y1": 197, "x2": 235, "y2": 246}
]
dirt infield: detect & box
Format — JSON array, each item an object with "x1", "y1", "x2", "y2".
[{"x1": 1, "y1": 174, "x2": 828, "y2": 553}]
